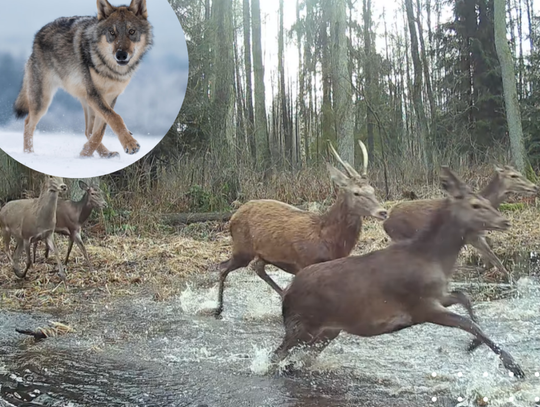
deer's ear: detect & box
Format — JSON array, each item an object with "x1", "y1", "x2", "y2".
[
  {"x1": 493, "y1": 164, "x2": 505, "y2": 173},
  {"x1": 440, "y1": 166, "x2": 470, "y2": 199},
  {"x1": 327, "y1": 163, "x2": 350, "y2": 188},
  {"x1": 79, "y1": 180, "x2": 89, "y2": 190}
]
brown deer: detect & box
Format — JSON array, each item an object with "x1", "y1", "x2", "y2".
[
  {"x1": 272, "y1": 167, "x2": 524, "y2": 379},
  {"x1": 32, "y1": 180, "x2": 107, "y2": 269},
  {"x1": 213, "y1": 140, "x2": 388, "y2": 318},
  {"x1": 383, "y1": 165, "x2": 537, "y2": 280},
  {"x1": 0, "y1": 175, "x2": 67, "y2": 279}
]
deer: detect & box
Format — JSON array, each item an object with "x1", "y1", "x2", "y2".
[
  {"x1": 271, "y1": 167, "x2": 524, "y2": 379},
  {"x1": 32, "y1": 180, "x2": 107, "y2": 270},
  {"x1": 213, "y1": 140, "x2": 389, "y2": 318},
  {"x1": 383, "y1": 165, "x2": 538, "y2": 281},
  {"x1": 0, "y1": 175, "x2": 68, "y2": 279}
]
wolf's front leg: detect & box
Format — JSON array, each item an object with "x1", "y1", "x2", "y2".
[
  {"x1": 81, "y1": 99, "x2": 120, "y2": 158},
  {"x1": 82, "y1": 90, "x2": 140, "y2": 156}
]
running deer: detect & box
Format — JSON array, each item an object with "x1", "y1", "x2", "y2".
[
  {"x1": 32, "y1": 180, "x2": 107, "y2": 269},
  {"x1": 0, "y1": 175, "x2": 67, "y2": 279},
  {"x1": 272, "y1": 167, "x2": 524, "y2": 379},
  {"x1": 213, "y1": 140, "x2": 388, "y2": 318},
  {"x1": 383, "y1": 165, "x2": 537, "y2": 280}
]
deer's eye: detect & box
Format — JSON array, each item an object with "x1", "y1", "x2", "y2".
[{"x1": 472, "y1": 203, "x2": 481, "y2": 209}]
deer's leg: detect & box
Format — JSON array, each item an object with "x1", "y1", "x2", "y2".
[
  {"x1": 23, "y1": 239, "x2": 32, "y2": 274},
  {"x1": 425, "y1": 305, "x2": 524, "y2": 378},
  {"x1": 45, "y1": 235, "x2": 66, "y2": 281},
  {"x1": 72, "y1": 231, "x2": 92, "y2": 269},
  {"x1": 441, "y1": 290, "x2": 478, "y2": 322},
  {"x1": 65, "y1": 238, "x2": 74, "y2": 265},
  {"x1": 12, "y1": 239, "x2": 26, "y2": 278},
  {"x1": 469, "y1": 235, "x2": 512, "y2": 282},
  {"x1": 271, "y1": 322, "x2": 314, "y2": 366},
  {"x1": 303, "y1": 329, "x2": 341, "y2": 365},
  {"x1": 252, "y1": 258, "x2": 284, "y2": 298},
  {"x1": 213, "y1": 253, "x2": 252, "y2": 318},
  {"x1": 2, "y1": 228, "x2": 12, "y2": 262}
]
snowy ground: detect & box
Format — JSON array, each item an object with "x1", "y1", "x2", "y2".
[{"x1": 0, "y1": 130, "x2": 164, "y2": 178}]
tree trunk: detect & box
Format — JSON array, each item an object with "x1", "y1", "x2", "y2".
[
  {"x1": 210, "y1": 0, "x2": 235, "y2": 158},
  {"x1": 363, "y1": 0, "x2": 375, "y2": 162},
  {"x1": 405, "y1": 0, "x2": 431, "y2": 175},
  {"x1": 494, "y1": 0, "x2": 527, "y2": 171},
  {"x1": 252, "y1": 0, "x2": 270, "y2": 172},
  {"x1": 331, "y1": 0, "x2": 354, "y2": 164},
  {"x1": 243, "y1": 0, "x2": 256, "y2": 161},
  {"x1": 415, "y1": 0, "x2": 436, "y2": 120},
  {"x1": 321, "y1": 1, "x2": 334, "y2": 150},
  {"x1": 279, "y1": 0, "x2": 293, "y2": 169}
]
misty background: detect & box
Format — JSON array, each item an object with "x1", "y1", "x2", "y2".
[{"x1": 0, "y1": 0, "x2": 189, "y2": 138}]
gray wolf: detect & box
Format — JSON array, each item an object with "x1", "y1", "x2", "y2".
[{"x1": 13, "y1": 0, "x2": 153, "y2": 158}]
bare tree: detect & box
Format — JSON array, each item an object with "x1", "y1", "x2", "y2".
[{"x1": 494, "y1": 0, "x2": 527, "y2": 171}]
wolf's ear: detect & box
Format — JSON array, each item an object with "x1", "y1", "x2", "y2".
[
  {"x1": 128, "y1": 0, "x2": 148, "y2": 19},
  {"x1": 97, "y1": 0, "x2": 116, "y2": 20}
]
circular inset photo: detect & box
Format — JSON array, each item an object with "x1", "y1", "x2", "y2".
[{"x1": 0, "y1": 0, "x2": 188, "y2": 178}]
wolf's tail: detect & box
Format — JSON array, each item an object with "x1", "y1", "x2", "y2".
[{"x1": 13, "y1": 77, "x2": 29, "y2": 119}]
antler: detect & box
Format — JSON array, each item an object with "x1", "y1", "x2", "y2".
[
  {"x1": 327, "y1": 141, "x2": 362, "y2": 179},
  {"x1": 358, "y1": 139, "x2": 368, "y2": 176}
]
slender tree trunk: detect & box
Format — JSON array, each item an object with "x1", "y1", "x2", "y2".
[
  {"x1": 363, "y1": 0, "x2": 375, "y2": 161},
  {"x1": 210, "y1": 0, "x2": 235, "y2": 157},
  {"x1": 494, "y1": 0, "x2": 527, "y2": 171},
  {"x1": 279, "y1": 0, "x2": 293, "y2": 169},
  {"x1": 405, "y1": 0, "x2": 431, "y2": 175},
  {"x1": 252, "y1": 0, "x2": 270, "y2": 172},
  {"x1": 416, "y1": 0, "x2": 436, "y2": 119},
  {"x1": 243, "y1": 0, "x2": 256, "y2": 161},
  {"x1": 321, "y1": 1, "x2": 334, "y2": 149},
  {"x1": 332, "y1": 0, "x2": 354, "y2": 164}
]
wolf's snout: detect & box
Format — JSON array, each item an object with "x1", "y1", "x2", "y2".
[{"x1": 115, "y1": 50, "x2": 129, "y2": 65}]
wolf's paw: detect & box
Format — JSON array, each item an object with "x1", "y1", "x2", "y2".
[{"x1": 123, "y1": 138, "x2": 140, "y2": 155}]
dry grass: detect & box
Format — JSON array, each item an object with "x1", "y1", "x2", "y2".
[{"x1": 0, "y1": 233, "x2": 229, "y2": 310}]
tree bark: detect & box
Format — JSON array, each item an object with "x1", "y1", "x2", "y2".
[
  {"x1": 405, "y1": 0, "x2": 431, "y2": 174},
  {"x1": 243, "y1": 0, "x2": 256, "y2": 161},
  {"x1": 332, "y1": 0, "x2": 354, "y2": 164},
  {"x1": 252, "y1": 0, "x2": 270, "y2": 172},
  {"x1": 494, "y1": 0, "x2": 527, "y2": 171},
  {"x1": 363, "y1": 0, "x2": 375, "y2": 161}
]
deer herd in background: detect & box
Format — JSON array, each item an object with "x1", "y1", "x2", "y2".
[
  {"x1": 0, "y1": 177, "x2": 106, "y2": 280},
  {"x1": 0, "y1": 140, "x2": 538, "y2": 379}
]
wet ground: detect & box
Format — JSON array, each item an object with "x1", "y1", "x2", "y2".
[{"x1": 1, "y1": 268, "x2": 539, "y2": 407}]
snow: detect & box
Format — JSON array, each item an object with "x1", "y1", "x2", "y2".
[{"x1": 0, "y1": 130, "x2": 164, "y2": 178}]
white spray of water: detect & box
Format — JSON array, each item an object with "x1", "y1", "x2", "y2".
[{"x1": 179, "y1": 283, "x2": 218, "y2": 315}]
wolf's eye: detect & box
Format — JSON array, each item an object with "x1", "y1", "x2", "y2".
[
  {"x1": 129, "y1": 29, "x2": 136, "y2": 35},
  {"x1": 109, "y1": 29, "x2": 115, "y2": 36}
]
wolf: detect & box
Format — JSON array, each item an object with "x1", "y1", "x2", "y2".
[{"x1": 13, "y1": 0, "x2": 153, "y2": 158}]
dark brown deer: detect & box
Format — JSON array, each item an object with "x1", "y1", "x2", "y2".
[
  {"x1": 272, "y1": 167, "x2": 524, "y2": 379},
  {"x1": 32, "y1": 180, "x2": 107, "y2": 269},
  {"x1": 383, "y1": 165, "x2": 537, "y2": 280},
  {"x1": 213, "y1": 140, "x2": 388, "y2": 318},
  {"x1": 0, "y1": 175, "x2": 67, "y2": 279}
]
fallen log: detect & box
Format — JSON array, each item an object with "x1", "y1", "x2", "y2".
[
  {"x1": 161, "y1": 211, "x2": 235, "y2": 225},
  {"x1": 160, "y1": 202, "x2": 327, "y2": 226}
]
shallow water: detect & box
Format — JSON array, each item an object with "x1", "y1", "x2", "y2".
[{"x1": 1, "y1": 268, "x2": 539, "y2": 407}]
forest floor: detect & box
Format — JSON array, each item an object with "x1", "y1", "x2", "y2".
[{"x1": 0, "y1": 200, "x2": 539, "y2": 311}]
